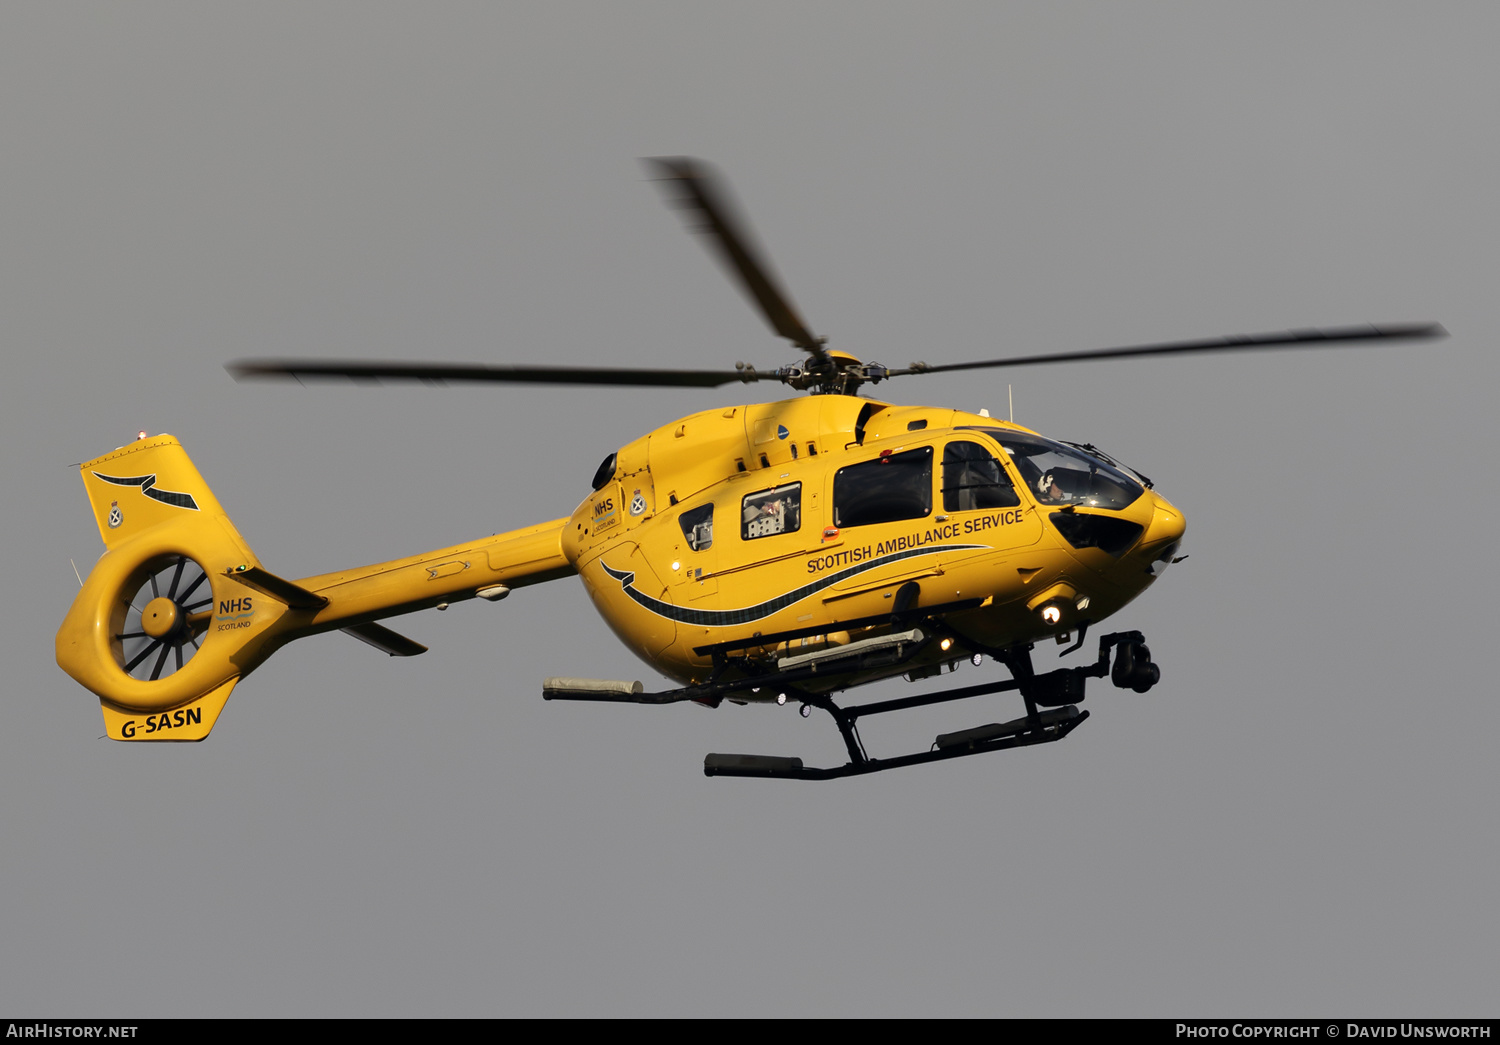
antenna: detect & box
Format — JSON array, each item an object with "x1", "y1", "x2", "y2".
[
  {"x1": 70, "y1": 559, "x2": 83, "y2": 588},
  {"x1": 1008, "y1": 384, "x2": 1014, "y2": 424}
]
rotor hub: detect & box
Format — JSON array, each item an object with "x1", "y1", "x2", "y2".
[{"x1": 141, "y1": 597, "x2": 183, "y2": 639}]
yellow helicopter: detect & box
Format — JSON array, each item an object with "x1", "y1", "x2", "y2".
[{"x1": 54, "y1": 158, "x2": 1443, "y2": 778}]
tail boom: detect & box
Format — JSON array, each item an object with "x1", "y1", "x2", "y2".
[
  {"x1": 290, "y1": 516, "x2": 574, "y2": 635},
  {"x1": 57, "y1": 435, "x2": 574, "y2": 740}
]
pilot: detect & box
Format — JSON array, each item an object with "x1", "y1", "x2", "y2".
[{"x1": 1036, "y1": 472, "x2": 1071, "y2": 504}]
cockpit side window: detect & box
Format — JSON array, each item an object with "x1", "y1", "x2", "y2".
[
  {"x1": 679, "y1": 503, "x2": 714, "y2": 551},
  {"x1": 742, "y1": 484, "x2": 801, "y2": 540},
  {"x1": 942, "y1": 441, "x2": 1019, "y2": 511},
  {"x1": 834, "y1": 446, "x2": 933, "y2": 527}
]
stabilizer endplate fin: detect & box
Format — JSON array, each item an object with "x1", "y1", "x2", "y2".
[
  {"x1": 341, "y1": 622, "x2": 428, "y2": 657},
  {"x1": 227, "y1": 566, "x2": 329, "y2": 609}
]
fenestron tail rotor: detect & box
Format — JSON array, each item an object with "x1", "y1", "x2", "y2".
[{"x1": 115, "y1": 555, "x2": 211, "y2": 682}]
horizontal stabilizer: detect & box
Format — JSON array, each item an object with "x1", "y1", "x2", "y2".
[
  {"x1": 226, "y1": 565, "x2": 328, "y2": 609},
  {"x1": 341, "y1": 622, "x2": 428, "y2": 657}
]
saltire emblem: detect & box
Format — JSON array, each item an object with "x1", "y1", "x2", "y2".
[
  {"x1": 91, "y1": 471, "x2": 199, "y2": 511},
  {"x1": 629, "y1": 489, "x2": 647, "y2": 516},
  {"x1": 108, "y1": 501, "x2": 123, "y2": 528},
  {"x1": 599, "y1": 543, "x2": 987, "y2": 627}
]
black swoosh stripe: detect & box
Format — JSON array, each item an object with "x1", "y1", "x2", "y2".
[
  {"x1": 600, "y1": 544, "x2": 988, "y2": 627},
  {"x1": 93, "y1": 472, "x2": 200, "y2": 511}
]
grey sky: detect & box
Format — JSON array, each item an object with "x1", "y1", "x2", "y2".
[{"x1": 3, "y1": 3, "x2": 1494, "y2": 1016}]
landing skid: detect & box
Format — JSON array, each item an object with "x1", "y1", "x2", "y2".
[
  {"x1": 705, "y1": 702, "x2": 1089, "y2": 780},
  {"x1": 544, "y1": 628, "x2": 1161, "y2": 780},
  {"x1": 704, "y1": 635, "x2": 1110, "y2": 780}
]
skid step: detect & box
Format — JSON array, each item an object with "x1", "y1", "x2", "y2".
[
  {"x1": 935, "y1": 705, "x2": 1080, "y2": 750},
  {"x1": 703, "y1": 753, "x2": 806, "y2": 778}
]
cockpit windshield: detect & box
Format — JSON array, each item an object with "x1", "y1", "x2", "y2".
[{"x1": 962, "y1": 428, "x2": 1144, "y2": 510}]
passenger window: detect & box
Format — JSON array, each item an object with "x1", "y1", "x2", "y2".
[
  {"x1": 679, "y1": 503, "x2": 714, "y2": 551},
  {"x1": 742, "y1": 484, "x2": 801, "y2": 540},
  {"x1": 834, "y1": 446, "x2": 933, "y2": 527},
  {"x1": 943, "y1": 441, "x2": 1019, "y2": 511}
]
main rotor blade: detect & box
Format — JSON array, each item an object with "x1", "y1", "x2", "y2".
[
  {"x1": 645, "y1": 157, "x2": 829, "y2": 365},
  {"x1": 891, "y1": 323, "x2": 1446, "y2": 377},
  {"x1": 227, "y1": 359, "x2": 768, "y2": 388}
]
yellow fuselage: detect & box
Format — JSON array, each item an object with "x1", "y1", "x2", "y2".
[
  {"x1": 562, "y1": 396, "x2": 1185, "y2": 695},
  {"x1": 57, "y1": 396, "x2": 1185, "y2": 739}
]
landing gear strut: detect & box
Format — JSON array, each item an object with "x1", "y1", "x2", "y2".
[
  {"x1": 542, "y1": 626, "x2": 1161, "y2": 779},
  {"x1": 702, "y1": 629, "x2": 1161, "y2": 780}
]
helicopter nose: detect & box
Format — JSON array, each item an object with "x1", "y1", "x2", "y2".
[{"x1": 1136, "y1": 492, "x2": 1187, "y2": 577}]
